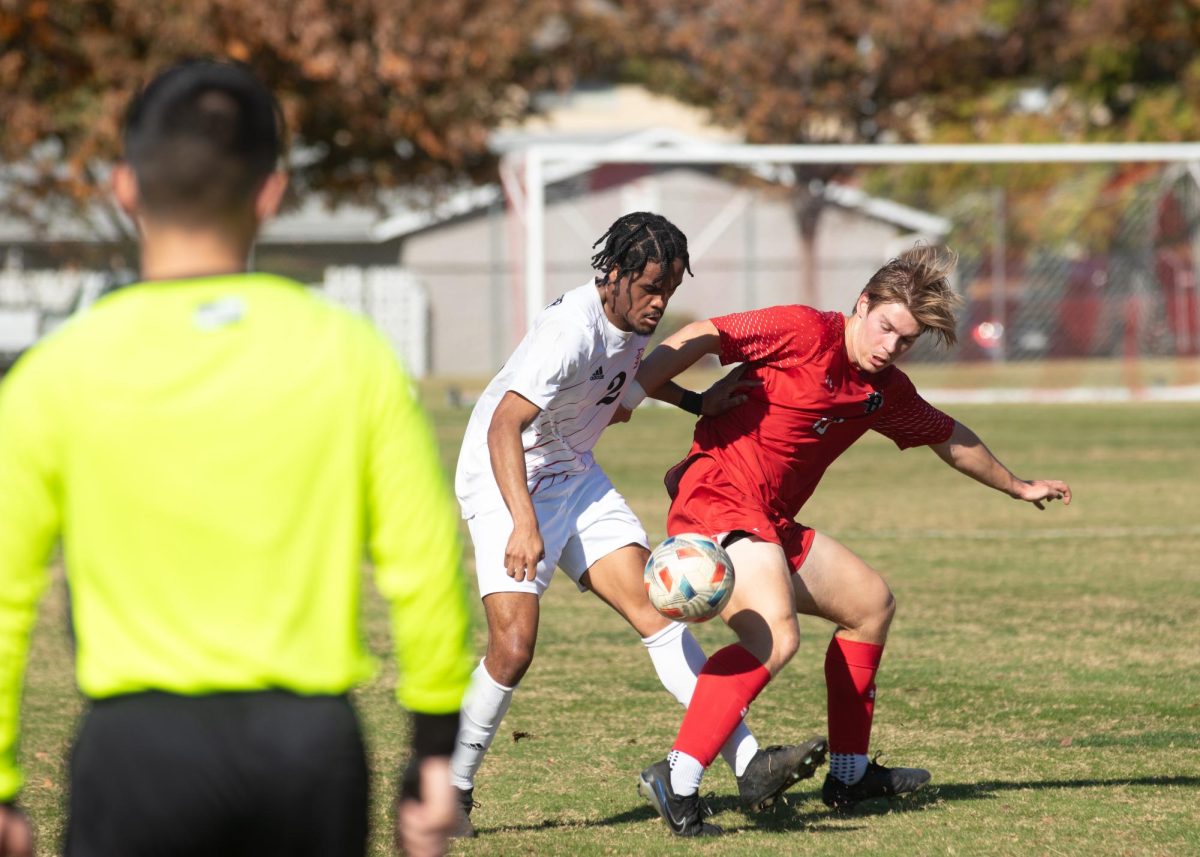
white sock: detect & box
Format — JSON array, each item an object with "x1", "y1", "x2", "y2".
[
  {"x1": 641, "y1": 623, "x2": 759, "y2": 776},
  {"x1": 829, "y1": 752, "x2": 869, "y2": 785},
  {"x1": 668, "y1": 749, "x2": 705, "y2": 797},
  {"x1": 449, "y1": 659, "x2": 515, "y2": 790},
  {"x1": 729, "y1": 730, "x2": 760, "y2": 778}
]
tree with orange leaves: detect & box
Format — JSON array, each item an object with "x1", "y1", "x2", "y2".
[{"x1": 0, "y1": 0, "x2": 591, "y2": 241}]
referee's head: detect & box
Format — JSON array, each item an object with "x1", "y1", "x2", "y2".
[{"x1": 115, "y1": 59, "x2": 287, "y2": 237}]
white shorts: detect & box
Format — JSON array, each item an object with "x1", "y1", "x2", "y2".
[{"x1": 465, "y1": 466, "x2": 649, "y2": 598}]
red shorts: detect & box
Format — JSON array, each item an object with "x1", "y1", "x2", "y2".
[{"x1": 665, "y1": 454, "x2": 816, "y2": 574}]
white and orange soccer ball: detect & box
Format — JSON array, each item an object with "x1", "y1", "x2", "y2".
[{"x1": 644, "y1": 533, "x2": 735, "y2": 623}]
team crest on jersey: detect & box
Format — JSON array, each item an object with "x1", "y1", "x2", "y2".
[
  {"x1": 864, "y1": 391, "x2": 884, "y2": 414},
  {"x1": 812, "y1": 416, "x2": 845, "y2": 436},
  {"x1": 589, "y1": 366, "x2": 605, "y2": 381},
  {"x1": 824, "y1": 372, "x2": 833, "y2": 391},
  {"x1": 634, "y1": 347, "x2": 645, "y2": 371}
]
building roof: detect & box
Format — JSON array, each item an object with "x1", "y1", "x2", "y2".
[
  {"x1": 1, "y1": 127, "x2": 949, "y2": 245},
  {"x1": 373, "y1": 126, "x2": 950, "y2": 241}
]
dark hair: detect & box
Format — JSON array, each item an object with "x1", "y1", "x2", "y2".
[
  {"x1": 122, "y1": 59, "x2": 283, "y2": 224},
  {"x1": 590, "y1": 212, "x2": 693, "y2": 284}
]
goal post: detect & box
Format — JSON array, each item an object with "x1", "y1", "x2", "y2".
[{"x1": 515, "y1": 141, "x2": 1200, "y2": 399}]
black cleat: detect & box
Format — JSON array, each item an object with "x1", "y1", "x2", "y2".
[
  {"x1": 822, "y1": 760, "x2": 931, "y2": 810},
  {"x1": 637, "y1": 759, "x2": 723, "y2": 837},
  {"x1": 737, "y1": 735, "x2": 828, "y2": 811},
  {"x1": 451, "y1": 786, "x2": 478, "y2": 838}
]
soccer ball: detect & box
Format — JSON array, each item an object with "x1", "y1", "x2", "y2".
[{"x1": 644, "y1": 533, "x2": 735, "y2": 623}]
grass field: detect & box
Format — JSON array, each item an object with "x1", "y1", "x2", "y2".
[{"x1": 16, "y1": 365, "x2": 1200, "y2": 856}]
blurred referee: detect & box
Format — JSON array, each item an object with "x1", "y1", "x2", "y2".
[{"x1": 0, "y1": 60, "x2": 473, "y2": 857}]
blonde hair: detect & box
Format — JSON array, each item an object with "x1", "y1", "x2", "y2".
[{"x1": 858, "y1": 244, "x2": 963, "y2": 348}]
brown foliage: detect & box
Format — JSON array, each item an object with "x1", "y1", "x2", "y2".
[
  {"x1": 603, "y1": 1, "x2": 1200, "y2": 284},
  {"x1": 609, "y1": 1, "x2": 1200, "y2": 145},
  {"x1": 609, "y1": 0, "x2": 997, "y2": 145},
  {"x1": 4, "y1": 0, "x2": 1199, "y2": 243},
  {"x1": 0, "y1": 0, "x2": 596, "y2": 231}
]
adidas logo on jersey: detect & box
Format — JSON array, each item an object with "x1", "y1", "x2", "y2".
[{"x1": 589, "y1": 366, "x2": 605, "y2": 381}]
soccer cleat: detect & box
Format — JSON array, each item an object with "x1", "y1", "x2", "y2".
[
  {"x1": 821, "y1": 760, "x2": 931, "y2": 810},
  {"x1": 737, "y1": 735, "x2": 829, "y2": 811},
  {"x1": 637, "y1": 759, "x2": 723, "y2": 837},
  {"x1": 451, "y1": 786, "x2": 478, "y2": 838}
]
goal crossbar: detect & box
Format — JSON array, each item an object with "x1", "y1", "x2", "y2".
[{"x1": 519, "y1": 141, "x2": 1200, "y2": 332}]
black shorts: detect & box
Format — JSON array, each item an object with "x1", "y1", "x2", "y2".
[{"x1": 65, "y1": 690, "x2": 369, "y2": 857}]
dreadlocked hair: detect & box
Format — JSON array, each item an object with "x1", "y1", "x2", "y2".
[{"x1": 590, "y1": 212, "x2": 693, "y2": 285}]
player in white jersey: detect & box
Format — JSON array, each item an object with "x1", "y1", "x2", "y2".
[
  {"x1": 451, "y1": 213, "x2": 827, "y2": 836},
  {"x1": 456, "y1": 281, "x2": 647, "y2": 519}
]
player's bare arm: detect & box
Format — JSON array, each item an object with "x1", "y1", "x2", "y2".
[
  {"x1": 638, "y1": 319, "x2": 722, "y2": 397},
  {"x1": 930, "y1": 421, "x2": 1072, "y2": 510},
  {"x1": 613, "y1": 318, "x2": 756, "y2": 424},
  {"x1": 487, "y1": 392, "x2": 546, "y2": 580},
  {"x1": 611, "y1": 360, "x2": 758, "y2": 425}
]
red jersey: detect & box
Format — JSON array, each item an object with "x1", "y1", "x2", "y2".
[{"x1": 668, "y1": 305, "x2": 954, "y2": 531}]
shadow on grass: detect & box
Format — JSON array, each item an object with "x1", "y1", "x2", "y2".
[
  {"x1": 901, "y1": 774, "x2": 1200, "y2": 812},
  {"x1": 811, "y1": 774, "x2": 1200, "y2": 818},
  {"x1": 474, "y1": 794, "x2": 860, "y2": 836},
  {"x1": 473, "y1": 775, "x2": 1200, "y2": 834}
]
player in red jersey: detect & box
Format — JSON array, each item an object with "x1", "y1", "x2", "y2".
[{"x1": 625, "y1": 245, "x2": 1072, "y2": 836}]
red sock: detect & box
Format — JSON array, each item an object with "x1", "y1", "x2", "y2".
[
  {"x1": 672, "y1": 644, "x2": 770, "y2": 767},
  {"x1": 825, "y1": 636, "x2": 884, "y2": 754}
]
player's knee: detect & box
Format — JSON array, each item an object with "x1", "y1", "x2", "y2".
[
  {"x1": 882, "y1": 588, "x2": 897, "y2": 622},
  {"x1": 768, "y1": 620, "x2": 801, "y2": 673},
  {"x1": 861, "y1": 583, "x2": 896, "y2": 637},
  {"x1": 777, "y1": 623, "x2": 800, "y2": 661},
  {"x1": 873, "y1": 582, "x2": 896, "y2": 622},
  {"x1": 487, "y1": 631, "x2": 536, "y2": 685}
]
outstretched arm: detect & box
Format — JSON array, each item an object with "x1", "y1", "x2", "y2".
[{"x1": 929, "y1": 421, "x2": 1072, "y2": 510}]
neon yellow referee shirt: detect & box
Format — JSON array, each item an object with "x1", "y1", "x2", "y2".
[{"x1": 0, "y1": 273, "x2": 474, "y2": 801}]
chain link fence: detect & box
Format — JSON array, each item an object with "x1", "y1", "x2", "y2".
[
  {"x1": 3, "y1": 161, "x2": 1198, "y2": 385},
  {"x1": 905, "y1": 164, "x2": 1200, "y2": 366}
]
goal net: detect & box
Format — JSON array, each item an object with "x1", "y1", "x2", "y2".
[{"x1": 510, "y1": 141, "x2": 1200, "y2": 402}]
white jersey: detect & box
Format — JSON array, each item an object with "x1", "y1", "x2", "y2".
[{"x1": 456, "y1": 282, "x2": 648, "y2": 518}]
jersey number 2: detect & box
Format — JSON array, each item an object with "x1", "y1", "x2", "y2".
[{"x1": 597, "y1": 371, "x2": 627, "y2": 405}]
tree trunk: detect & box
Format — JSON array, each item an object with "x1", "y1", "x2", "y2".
[{"x1": 793, "y1": 186, "x2": 824, "y2": 308}]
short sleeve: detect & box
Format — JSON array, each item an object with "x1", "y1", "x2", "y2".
[
  {"x1": 872, "y1": 371, "x2": 955, "y2": 450},
  {"x1": 712, "y1": 305, "x2": 831, "y2": 368},
  {"x1": 505, "y1": 321, "x2": 587, "y2": 409}
]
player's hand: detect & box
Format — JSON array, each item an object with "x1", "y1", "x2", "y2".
[
  {"x1": 608, "y1": 404, "x2": 634, "y2": 425},
  {"x1": 395, "y1": 757, "x2": 456, "y2": 857},
  {"x1": 504, "y1": 523, "x2": 544, "y2": 581},
  {"x1": 700, "y1": 364, "x2": 760, "y2": 416},
  {"x1": 1016, "y1": 479, "x2": 1072, "y2": 510},
  {"x1": 0, "y1": 804, "x2": 33, "y2": 857}
]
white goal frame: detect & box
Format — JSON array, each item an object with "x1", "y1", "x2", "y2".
[{"x1": 516, "y1": 141, "x2": 1200, "y2": 337}]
